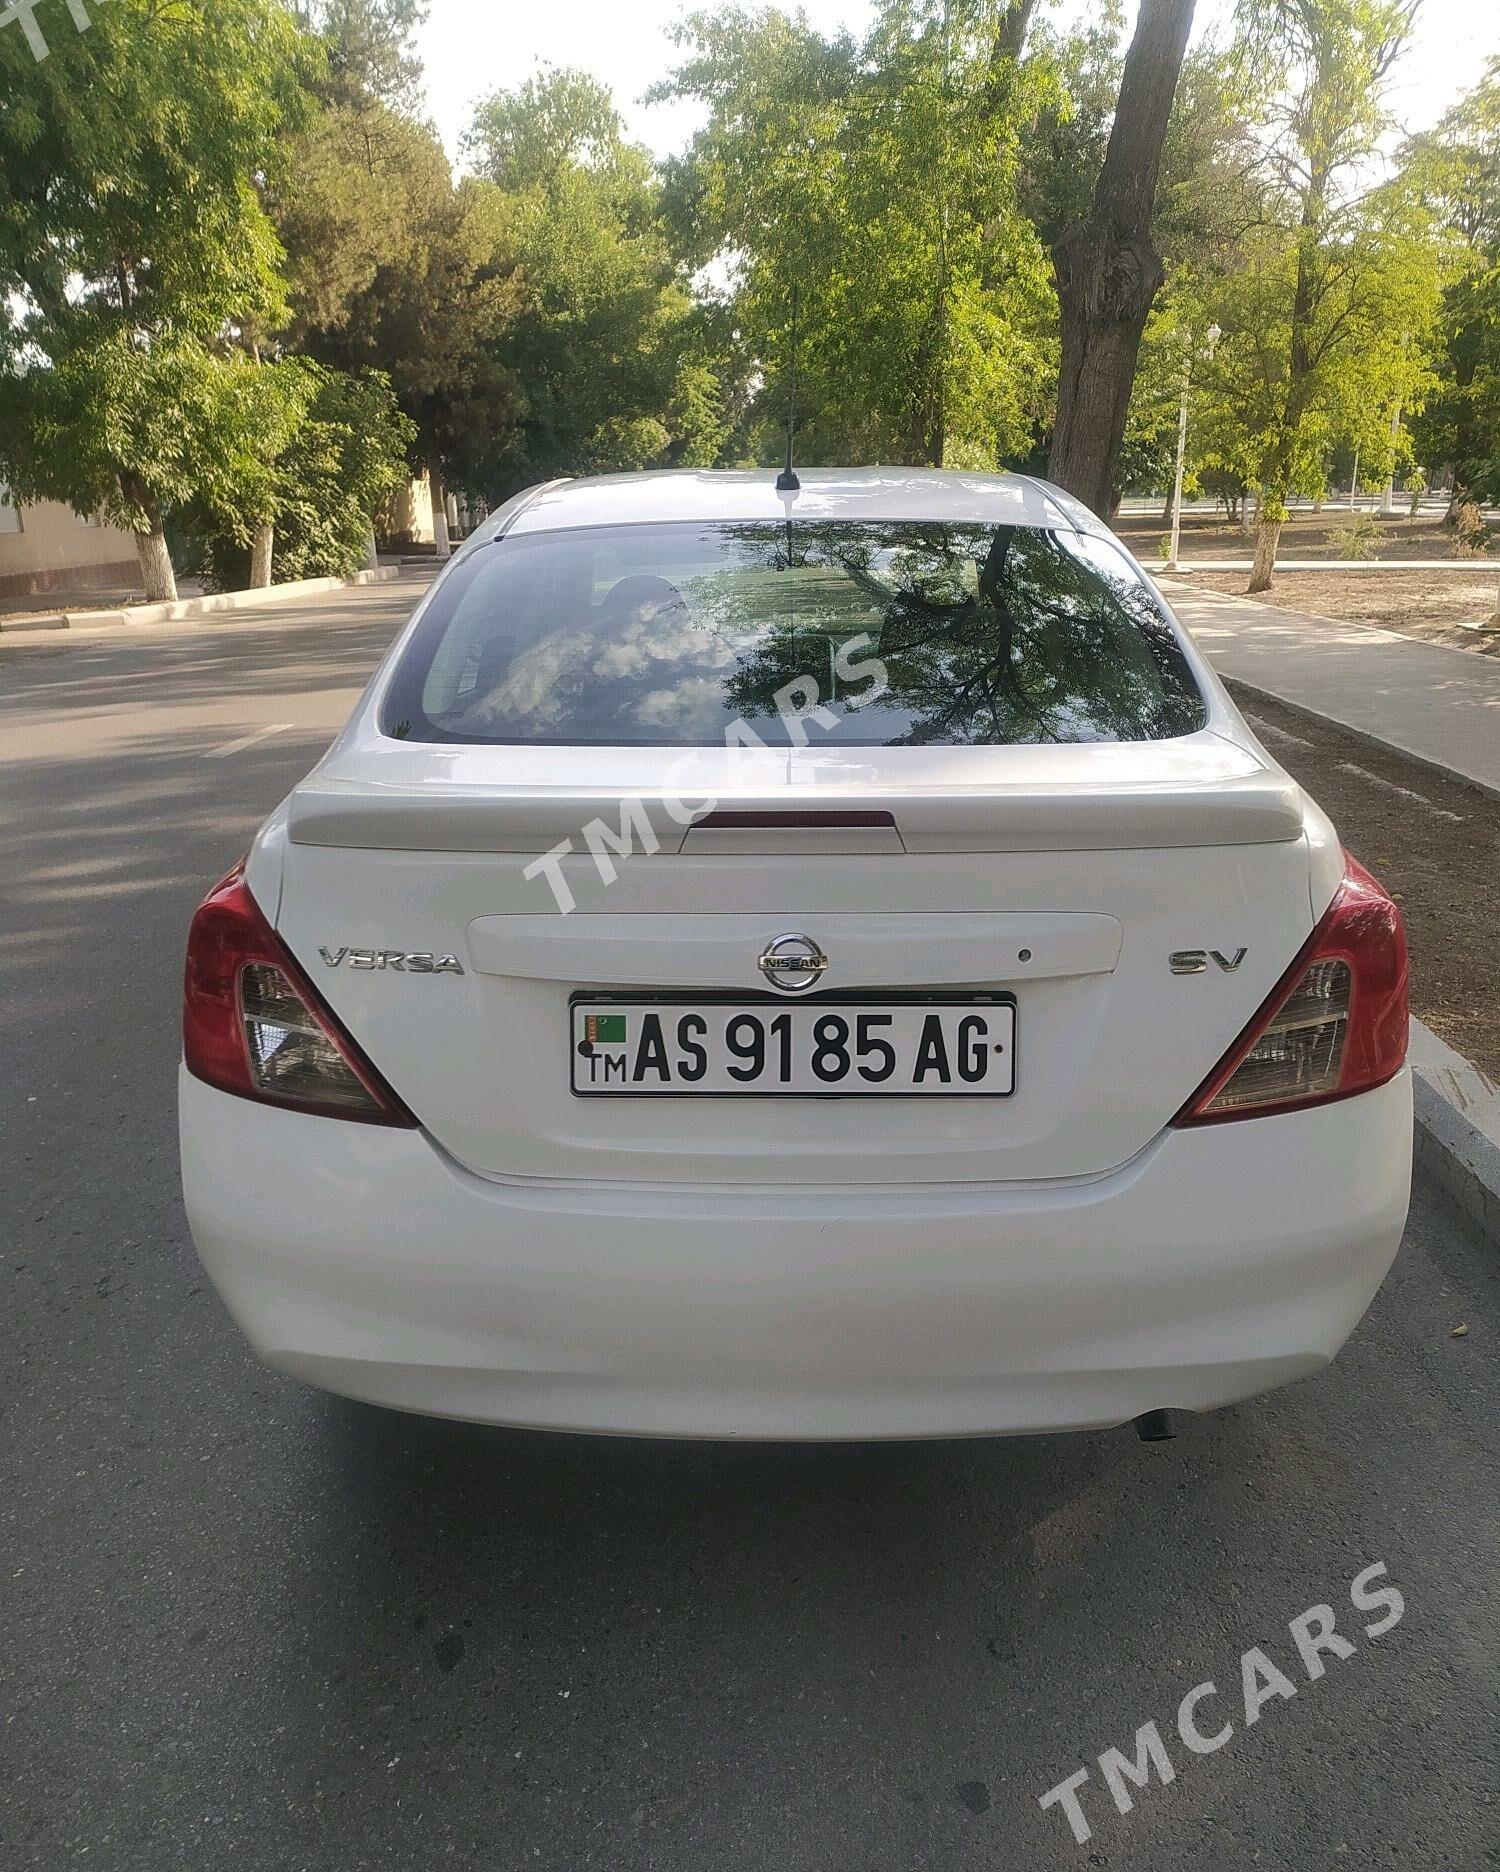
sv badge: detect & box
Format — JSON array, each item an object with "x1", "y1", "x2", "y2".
[
  {"x1": 319, "y1": 946, "x2": 464, "y2": 975},
  {"x1": 1169, "y1": 948, "x2": 1248, "y2": 976}
]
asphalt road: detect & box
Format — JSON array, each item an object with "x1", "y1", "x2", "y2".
[{"x1": 3, "y1": 577, "x2": 1496, "y2": 1871}]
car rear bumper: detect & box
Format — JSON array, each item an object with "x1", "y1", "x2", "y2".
[{"x1": 179, "y1": 1067, "x2": 1412, "y2": 1439}]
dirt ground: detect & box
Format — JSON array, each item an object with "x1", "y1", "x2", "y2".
[
  {"x1": 1116, "y1": 503, "x2": 1499, "y2": 563},
  {"x1": 1189, "y1": 567, "x2": 1500, "y2": 654},
  {"x1": 1224, "y1": 686, "x2": 1500, "y2": 1078}
]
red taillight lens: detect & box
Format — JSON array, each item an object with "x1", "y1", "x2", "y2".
[
  {"x1": 1176, "y1": 854, "x2": 1408, "y2": 1124},
  {"x1": 183, "y1": 863, "x2": 416, "y2": 1127}
]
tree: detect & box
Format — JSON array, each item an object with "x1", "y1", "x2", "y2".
[
  {"x1": 293, "y1": 0, "x2": 429, "y2": 111},
  {"x1": 277, "y1": 94, "x2": 523, "y2": 549},
  {"x1": 0, "y1": 333, "x2": 301, "y2": 597},
  {"x1": 468, "y1": 64, "x2": 628, "y2": 190},
  {"x1": 1213, "y1": 0, "x2": 1440, "y2": 591},
  {"x1": 189, "y1": 363, "x2": 415, "y2": 588},
  {"x1": 1046, "y1": 32, "x2": 1262, "y2": 509},
  {"x1": 466, "y1": 68, "x2": 730, "y2": 494},
  {"x1": 0, "y1": 0, "x2": 316, "y2": 597},
  {"x1": 1117, "y1": 289, "x2": 1210, "y2": 511},
  {"x1": 717, "y1": 520, "x2": 1202, "y2": 743},
  {"x1": 1045, "y1": 0, "x2": 1198, "y2": 514},
  {"x1": 656, "y1": 2, "x2": 1057, "y2": 472},
  {"x1": 1404, "y1": 60, "x2": 1500, "y2": 508}
]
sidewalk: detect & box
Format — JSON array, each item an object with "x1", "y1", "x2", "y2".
[
  {"x1": 1160, "y1": 579, "x2": 1500, "y2": 801},
  {"x1": 0, "y1": 564, "x2": 399, "y2": 632}
]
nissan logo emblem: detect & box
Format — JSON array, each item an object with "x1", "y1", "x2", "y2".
[{"x1": 758, "y1": 933, "x2": 829, "y2": 993}]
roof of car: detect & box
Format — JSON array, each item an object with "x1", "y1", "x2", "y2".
[{"x1": 483, "y1": 467, "x2": 1106, "y2": 539}]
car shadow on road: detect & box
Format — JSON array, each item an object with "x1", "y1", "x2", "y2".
[
  {"x1": 239, "y1": 1272, "x2": 1495, "y2": 1870},
  {"x1": 262, "y1": 1388, "x2": 1270, "y2": 1841}
]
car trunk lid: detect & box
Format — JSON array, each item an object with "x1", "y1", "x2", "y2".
[{"x1": 272, "y1": 733, "x2": 1313, "y2": 1185}]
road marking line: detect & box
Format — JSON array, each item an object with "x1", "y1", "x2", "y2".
[
  {"x1": 1333, "y1": 762, "x2": 1467, "y2": 822},
  {"x1": 205, "y1": 722, "x2": 294, "y2": 759},
  {"x1": 1243, "y1": 713, "x2": 1316, "y2": 752}
]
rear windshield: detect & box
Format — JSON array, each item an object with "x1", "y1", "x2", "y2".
[{"x1": 381, "y1": 520, "x2": 1206, "y2": 747}]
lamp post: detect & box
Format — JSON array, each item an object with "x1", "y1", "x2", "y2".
[
  {"x1": 1381, "y1": 333, "x2": 1412, "y2": 518},
  {"x1": 1167, "y1": 322, "x2": 1221, "y2": 574}
]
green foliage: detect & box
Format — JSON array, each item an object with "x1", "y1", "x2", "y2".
[
  {"x1": 0, "y1": 0, "x2": 319, "y2": 582},
  {"x1": 0, "y1": 331, "x2": 293, "y2": 534},
  {"x1": 468, "y1": 67, "x2": 626, "y2": 193},
  {"x1": 0, "y1": 0, "x2": 315, "y2": 350},
  {"x1": 1195, "y1": 196, "x2": 1438, "y2": 505},
  {"x1": 276, "y1": 98, "x2": 456, "y2": 336},
  {"x1": 666, "y1": 357, "x2": 732, "y2": 469},
  {"x1": 1013, "y1": 10, "x2": 1121, "y2": 252},
  {"x1": 0, "y1": 334, "x2": 412, "y2": 590},
  {"x1": 280, "y1": 97, "x2": 523, "y2": 489},
  {"x1": 1022, "y1": 25, "x2": 1257, "y2": 273},
  {"x1": 294, "y1": 0, "x2": 429, "y2": 111},
  {"x1": 463, "y1": 67, "x2": 724, "y2": 493},
  {"x1": 1113, "y1": 42, "x2": 1278, "y2": 505},
  {"x1": 1176, "y1": 0, "x2": 1445, "y2": 581},
  {"x1": 1339, "y1": 513, "x2": 1387, "y2": 559},
  {"x1": 193, "y1": 364, "x2": 416, "y2": 586},
  {"x1": 654, "y1": 1, "x2": 1057, "y2": 469},
  {"x1": 0, "y1": 0, "x2": 1481, "y2": 582},
  {"x1": 1120, "y1": 296, "x2": 1191, "y2": 497},
  {"x1": 1405, "y1": 60, "x2": 1500, "y2": 502}
]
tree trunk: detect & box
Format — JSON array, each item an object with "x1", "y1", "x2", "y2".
[
  {"x1": 1046, "y1": 0, "x2": 1197, "y2": 515},
  {"x1": 430, "y1": 466, "x2": 451, "y2": 560},
  {"x1": 993, "y1": 0, "x2": 1039, "y2": 62},
  {"x1": 1248, "y1": 515, "x2": 1283, "y2": 594},
  {"x1": 134, "y1": 524, "x2": 178, "y2": 604},
  {"x1": 249, "y1": 522, "x2": 275, "y2": 589},
  {"x1": 364, "y1": 523, "x2": 380, "y2": 572}
]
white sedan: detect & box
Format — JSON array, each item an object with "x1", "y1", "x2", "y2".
[{"x1": 179, "y1": 468, "x2": 1411, "y2": 1440}]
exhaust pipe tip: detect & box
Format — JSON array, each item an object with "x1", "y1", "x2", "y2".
[{"x1": 1133, "y1": 1408, "x2": 1177, "y2": 1443}]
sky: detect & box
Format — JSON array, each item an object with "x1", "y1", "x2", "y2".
[{"x1": 417, "y1": 0, "x2": 1500, "y2": 165}]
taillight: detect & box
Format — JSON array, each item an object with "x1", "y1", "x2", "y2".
[
  {"x1": 183, "y1": 862, "x2": 416, "y2": 1126},
  {"x1": 1176, "y1": 854, "x2": 1408, "y2": 1124}
]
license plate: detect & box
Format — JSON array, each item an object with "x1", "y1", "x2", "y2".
[{"x1": 570, "y1": 997, "x2": 1016, "y2": 1097}]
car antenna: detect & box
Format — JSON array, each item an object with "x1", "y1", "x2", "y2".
[{"x1": 776, "y1": 287, "x2": 800, "y2": 493}]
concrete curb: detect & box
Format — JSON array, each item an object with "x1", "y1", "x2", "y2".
[
  {"x1": 1219, "y1": 674, "x2": 1500, "y2": 808},
  {"x1": 1410, "y1": 1019, "x2": 1500, "y2": 1244},
  {"x1": 1211, "y1": 651, "x2": 1500, "y2": 1236},
  {"x1": 0, "y1": 565, "x2": 399, "y2": 634}
]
